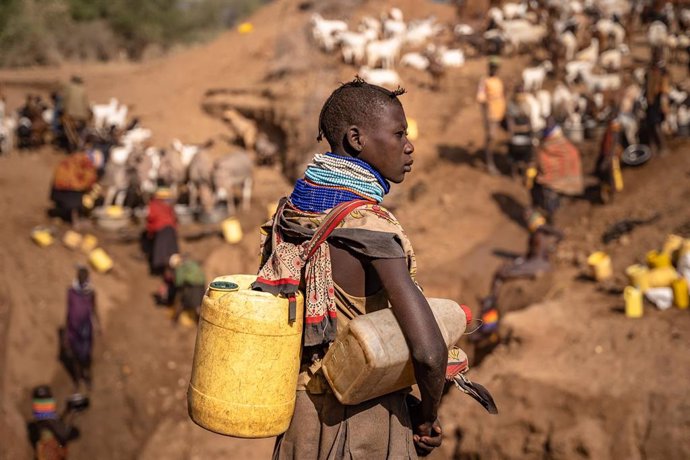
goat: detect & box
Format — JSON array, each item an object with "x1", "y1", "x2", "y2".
[
  {"x1": 522, "y1": 61, "x2": 552, "y2": 91},
  {"x1": 310, "y1": 13, "x2": 348, "y2": 52},
  {"x1": 213, "y1": 150, "x2": 254, "y2": 215},
  {"x1": 599, "y1": 43, "x2": 629, "y2": 71},
  {"x1": 437, "y1": 47, "x2": 465, "y2": 68},
  {"x1": 400, "y1": 52, "x2": 430, "y2": 70},
  {"x1": 358, "y1": 66, "x2": 401, "y2": 88},
  {"x1": 405, "y1": 17, "x2": 442, "y2": 47},
  {"x1": 336, "y1": 31, "x2": 369, "y2": 65},
  {"x1": 565, "y1": 60, "x2": 594, "y2": 84},
  {"x1": 366, "y1": 38, "x2": 401, "y2": 69},
  {"x1": 560, "y1": 31, "x2": 578, "y2": 61},
  {"x1": 503, "y1": 2, "x2": 528, "y2": 19},
  {"x1": 581, "y1": 68, "x2": 621, "y2": 92}
]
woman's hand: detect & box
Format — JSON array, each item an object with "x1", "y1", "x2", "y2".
[{"x1": 413, "y1": 419, "x2": 443, "y2": 457}]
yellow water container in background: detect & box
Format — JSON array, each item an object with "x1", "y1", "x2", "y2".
[
  {"x1": 407, "y1": 118, "x2": 419, "y2": 141},
  {"x1": 188, "y1": 275, "x2": 304, "y2": 438},
  {"x1": 106, "y1": 205, "x2": 124, "y2": 218},
  {"x1": 62, "y1": 230, "x2": 82, "y2": 250},
  {"x1": 221, "y1": 217, "x2": 243, "y2": 244},
  {"x1": 646, "y1": 250, "x2": 671, "y2": 269},
  {"x1": 672, "y1": 278, "x2": 689, "y2": 309},
  {"x1": 237, "y1": 22, "x2": 254, "y2": 34},
  {"x1": 525, "y1": 166, "x2": 537, "y2": 190},
  {"x1": 612, "y1": 157, "x2": 624, "y2": 192},
  {"x1": 647, "y1": 266, "x2": 679, "y2": 288},
  {"x1": 80, "y1": 234, "x2": 98, "y2": 253},
  {"x1": 626, "y1": 264, "x2": 650, "y2": 291},
  {"x1": 31, "y1": 228, "x2": 54, "y2": 247},
  {"x1": 662, "y1": 234, "x2": 684, "y2": 256},
  {"x1": 88, "y1": 248, "x2": 113, "y2": 273},
  {"x1": 587, "y1": 251, "x2": 612, "y2": 281},
  {"x1": 624, "y1": 286, "x2": 643, "y2": 318}
]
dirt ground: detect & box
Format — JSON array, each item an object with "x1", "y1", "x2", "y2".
[{"x1": 1, "y1": 0, "x2": 690, "y2": 459}]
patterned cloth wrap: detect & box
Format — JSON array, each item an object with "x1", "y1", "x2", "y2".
[
  {"x1": 253, "y1": 152, "x2": 420, "y2": 346},
  {"x1": 253, "y1": 198, "x2": 417, "y2": 346}
]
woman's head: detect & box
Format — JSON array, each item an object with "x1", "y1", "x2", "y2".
[{"x1": 317, "y1": 78, "x2": 415, "y2": 183}]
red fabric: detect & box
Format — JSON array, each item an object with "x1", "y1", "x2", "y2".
[
  {"x1": 53, "y1": 152, "x2": 97, "y2": 192},
  {"x1": 537, "y1": 135, "x2": 584, "y2": 196},
  {"x1": 146, "y1": 199, "x2": 177, "y2": 236}
]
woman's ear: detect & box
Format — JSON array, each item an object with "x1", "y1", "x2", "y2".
[{"x1": 345, "y1": 125, "x2": 364, "y2": 152}]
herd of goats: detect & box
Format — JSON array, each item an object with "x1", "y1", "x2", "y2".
[
  {"x1": 1, "y1": 1, "x2": 689, "y2": 227},
  {"x1": 309, "y1": 1, "x2": 690, "y2": 138}
]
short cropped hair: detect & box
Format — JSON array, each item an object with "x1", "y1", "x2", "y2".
[{"x1": 317, "y1": 77, "x2": 406, "y2": 147}]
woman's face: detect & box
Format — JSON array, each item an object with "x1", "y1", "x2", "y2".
[{"x1": 357, "y1": 102, "x2": 415, "y2": 183}]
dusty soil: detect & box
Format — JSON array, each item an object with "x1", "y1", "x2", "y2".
[{"x1": 1, "y1": 1, "x2": 689, "y2": 459}]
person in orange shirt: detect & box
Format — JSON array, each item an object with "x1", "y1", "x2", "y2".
[{"x1": 476, "y1": 57, "x2": 506, "y2": 175}]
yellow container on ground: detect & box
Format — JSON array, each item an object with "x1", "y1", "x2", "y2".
[
  {"x1": 626, "y1": 264, "x2": 650, "y2": 291},
  {"x1": 587, "y1": 251, "x2": 612, "y2": 281},
  {"x1": 106, "y1": 205, "x2": 124, "y2": 218},
  {"x1": 88, "y1": 248, "x2": 113, "y2": 273},
  {"x1": 612, "y1": 157, "x2": 624, "y2": 192},
  {"x1": 80, "y1": 234, "x2": 98, "y2": 253},
  {"x1": 662, "y1": 234, "x2": 684, "y2": 256},
  {"x1": 31, "y1": 228, "x2": 54, "y2": 247},
  {"x1": 221, "y1": 217, "x2": 243, "y2": 244},
  {"x1": 672, "y1": 278, "x2": 689, "y2": 309},
  {"x1": 646, "y1": 250, "x2": 672, "y2": 269},
  {"x1": 188, "y1": 275, "x2": 304, "y2": 438},
  {"x1": 624, "y1": 286, "x2": 643, "y2": 318},
  {"x1": 62, "y1": 230, "x2": 83, "y2": 250},
  {"x1": 646, "y1": 266, "x2": 679, "y2": 288}
]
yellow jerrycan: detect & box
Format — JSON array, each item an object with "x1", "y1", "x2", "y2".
[
  {"x1": 672, "y1": 278, "x2": 689, "y2": 309},
  {"x1": 587, "y1": 251, "x2": 612, "y2": 281},
  {"x1": 322, "y1": 298, "x2": 469, "y2": 405},
  {"x1": 221, "y1": 217, "x2": 243, "y2": 244},
  {"x1": 624, "y1": 286, "x2": 643, "y2": 318},
  {"x1": 88, "y1": 248, "x2": 113, "y2": 273},
  {"x1": 188, "y1": 275, "x2": 304, "y2": 438}
]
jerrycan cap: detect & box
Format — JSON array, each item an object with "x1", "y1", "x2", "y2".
[
  {"x1": 460, "y1": 304, "x2": 472, "y2": 325},
  {"x1": 209, "y1": 281, "x2": 239, "y2": 292}
]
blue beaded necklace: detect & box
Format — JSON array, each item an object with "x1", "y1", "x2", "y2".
[{"x1": 290, "y1": 153, "x2": 390, "y2": 213}]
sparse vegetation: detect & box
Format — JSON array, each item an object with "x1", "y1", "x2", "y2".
[{"x1": 0, "y1": 0, "x2": 270, "y2": 66}]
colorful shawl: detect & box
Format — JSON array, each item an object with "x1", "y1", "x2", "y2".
[{"x1": 253, "y1": 153, "x2": 416, "y2": 346}]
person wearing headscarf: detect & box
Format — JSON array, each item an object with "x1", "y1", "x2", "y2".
[{"x1": 143, "y1": 188, "x2": 179, "y2": 275}]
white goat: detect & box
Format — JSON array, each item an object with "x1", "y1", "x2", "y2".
[
  {"x1": 366, "y1": 38, "x2": 401, "y2": 69},
  {"x1": 336, "y1": 31, "x2": 369, "y2": 65},
  {"x1": 310, "y1": 13, "x2": 348, "y2": 52},
  {"x1": 503, "y1": 2, "x2": 528, "y2": 19},
  {"x1": 383, "y1": 19, "x2": 406, "y2": 40},
  {"x1": 400, "y1": 52, "x2": 430, "y2": 70},
  {"x1": 358, "y1": 66, "x2": 401, "y2": 88},
  {"x1": 599, "y1": 43, "x2": 629, "y2": 71},
  {"x1": 522, "y1": 61, "x2": 552, "y2": 91},
  {"x1": 560, "y1": 31, "x2": 577, "y2": 61},
  {"x1": 595, "y1": 18, "x2": 625, "y2": 47},
  {"x1": 437, "y1": 48, "x2": 465, "y2": 68},
  {"x1": 405, "y1": 18, "x2": 442, "y2": 47},
  {"x1": 581, "y1": 68, "x2": 622, "y2": 92}
]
